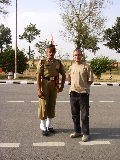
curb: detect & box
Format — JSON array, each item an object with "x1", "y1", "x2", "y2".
[{"x1": 0, "y1": 80, "x2": 120, "y2": 86}]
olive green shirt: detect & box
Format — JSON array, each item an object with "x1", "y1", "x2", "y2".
[
  {"x1": 68, "y1": 62, "x2": 94, "y2": 94},
  {"x1": 36, "y1": 58, "x2": 65, "y2": 77}
]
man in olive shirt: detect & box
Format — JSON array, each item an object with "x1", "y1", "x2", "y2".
[
  {"x1": 36, "y1": 42, "x2": 66, "y2": 136},
  {"x1": 68, "y1": 49, "x2": 94, "y2": 142}
]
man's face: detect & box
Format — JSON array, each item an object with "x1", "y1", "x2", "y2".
[
  {"x1": 73, "y1": 50, "x2": 82, "y2": 62},
  {"x1": 46, "y1": 50, "x2": 55, "y2": 60}
]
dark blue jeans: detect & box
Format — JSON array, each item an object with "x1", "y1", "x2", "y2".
[{"x1": 70, "y1": 91, "x2": 89, "y2": 135}]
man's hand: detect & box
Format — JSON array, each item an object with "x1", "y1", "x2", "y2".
[
  {"x1": 59, "y1": 87, "x2": 64, "y2": 92},
  {"x1": 38, "y1": 90, "x2": 44, "y2": 98}
]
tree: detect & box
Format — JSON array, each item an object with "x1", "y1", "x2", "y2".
[
  {"x1": 0, "y1": 49, "x2": 28, "y2": 74},
  {"x1": 58, "y1": 0, "x2": 112, "y2": 52},
  {"x1": 90, "y1": 56, "x2": 115, "y2": 79},
  {"x1": 0, "y1": 24, "x2": 12, "y2": 52},
  {"x1": 103, "y1": 17, "x2": 120, "y2": 53},
  {"x1": 35, "y1": 39, "x2": 49, "y2": 58},
  {"x1": 0, "y1": 0, "x2": 11, "y2": 16},
  {"x1": 19, "y1": 23, "x2": 41, "y2": 59}
]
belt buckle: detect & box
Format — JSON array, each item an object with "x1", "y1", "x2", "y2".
[{"x1": 50, "y1": 77, "x2": 54, "y2": 80}]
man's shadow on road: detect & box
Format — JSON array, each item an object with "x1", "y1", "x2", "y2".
[{"x1": 55, "y1": 128, "x2": 120, "y2": 140}]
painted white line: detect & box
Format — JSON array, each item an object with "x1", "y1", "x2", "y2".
[
  {"x1": 20, "y1": 81, "x2": 27, "y2": 84},
  {"x1": 99, "y1": 101, "x2": 114, "y2": 103},
  {"x1": 7, "y1": 101, "x2": 24, "y2": 102},
  {"x1": 33, "y1": 142, "x2": 65, "y2": 147},
  {"x1": 0, "y1": 143, "x2": 20, "y2": 148},
  {"x1": 79, "y1": 141, "x2": 111, "y2": 145},
  {"x1": 31, "y1": 101, "x2": 39, "y2": 103},
  {"x1": 6, "y1": 81, "x2": 14, "y2": 84},
  {"x1": 112, "y1": 83, "x2": 119, "y2": 86},
  {"x1": 91, "y1": 85, "x2": 101, "y2": 86},
  {"x1": 31, "y1": 101, "x2": 93, "y2": 103},
  {"x1": 31, "y1": 101, "x2": 39, "y2": 102},
  {"x1": 57, "y1": 101, "x2": 70, "y2": 102},
  {"x1": 100, "y1": 83, "x2": 107, "y2": 86}
]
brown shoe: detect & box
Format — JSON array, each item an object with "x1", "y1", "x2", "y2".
[
  {"x1": 82, "y1": 135, "x2": 89, "y2": 142},
  {"x1": 70, "y1": 132, "x2": 81, "y2": 138}
]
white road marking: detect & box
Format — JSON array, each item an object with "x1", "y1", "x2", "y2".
[
  {"x1": 33, "y1": 142, "x2": 65, "y2": 147},
  {"x1": 7, "y1": 101, "x2": 24, "y2": 102},
  {"x1": 20, "y1": 81, "x2": 28, "y2": 84},
  {"x1": 57, "y1": 101, "x2": 70, "y2": 102},
  {"x1": 31, "y1": 101, "x2": 93, "y2": 103},
  {"x1": 0, "y1": 143, "x2": 20, "y2": 147},
  {"x1": 79, "y1": 141, "x2": 111, "y2": 145},
  {"x1": 6, "y1": 100, "x2": 114, "y2": 103},
  {"x1": 99, "y1": 101, "x2": 114, "y2": 102},
  {"x1": 31, "y1": 101, "x2": 39, "y2": 102},
  {"x1": 6, "y1": 81, "x2": 14, "y2": 84}
]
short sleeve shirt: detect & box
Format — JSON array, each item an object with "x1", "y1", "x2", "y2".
[
  {"x1": 36, "y1": 59, "x2": 65, "y2": 77},
  {"x1": 68, "y1": 62, "x2": 94, "y2": 94}
]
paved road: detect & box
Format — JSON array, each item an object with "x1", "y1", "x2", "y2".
[{"x1": 0, "y1": 84, "x2": 120, "y2": 160}]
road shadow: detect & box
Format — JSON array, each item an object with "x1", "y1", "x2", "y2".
[
  {"x1": 55, "y1": 128, "x2": 120, "y2": 140},
  {"x1": 89, "y1": 128, "x2": 120, "y2": 140}
]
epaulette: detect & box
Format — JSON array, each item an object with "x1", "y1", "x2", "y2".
[{"x1": 38, "y1": 59, "x2": 45, "y2": 66}]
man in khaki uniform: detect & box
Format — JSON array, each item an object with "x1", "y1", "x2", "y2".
[
  {"x1": 68, "y1": 49, "x2": 94, "y2": 142},
  {"x1": 36, "y1": 42, "x2": 66, "y2": 136}
]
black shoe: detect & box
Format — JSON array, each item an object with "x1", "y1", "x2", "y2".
[
  {"x1": 48, "y1": 127, "x2": 56, "y2": 133},
  {"x1": 42, "y1": 130, "x2": 48, "y2": 136}
]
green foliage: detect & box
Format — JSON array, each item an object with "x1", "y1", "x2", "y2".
[
  {"x1": 0, "y1": 24, "x2": 12, "y2": 52},
  {"x1": 103, "y1": 17, "x2": 120, "y2": 53},
  {"x1": 19, "y1": 23, "x2": 40, "y2": 43},
  {"x1": 90, "y1": 56, "x2": 111, "y2": 77},
  {"x1": 0, "y1": 49, "x2": 28, "y2": 74},
  {"x1": 35, "y1": 39, "x2": 49, "y2": 58},
  {"x1": 82, "y1": 53, "x2": 88, "y2": 62},
  {"x1": 0, "y1": 0, "x2": 11, "y2": 15},
  {"x1": 58, "y1": 0, "x2": 111, "y2": 51},
  {"x1": 19, "y1": 23, "x2": 41, "y2": 59}
]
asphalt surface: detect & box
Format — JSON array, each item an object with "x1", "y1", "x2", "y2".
[{"x1": 0, "y1": 84, "x2": 120, "y2": 160}]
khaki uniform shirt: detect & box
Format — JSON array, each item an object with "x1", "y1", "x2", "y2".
[
  {"x1": 68, "y1": 62, "x2": 94, "y2": 94},
  {"x1": 36, "y1": 58, "x2": 65, "y2": 77}
]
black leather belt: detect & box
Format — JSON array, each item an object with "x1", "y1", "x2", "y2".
[{"x1": 43, "y1": 77, "x2": 55, "y2": 81}]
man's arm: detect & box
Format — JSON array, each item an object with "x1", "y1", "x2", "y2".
[
  {"x1": 36, "y1": 73, "x2": 44, "y2": 98},
  {"x1": 67, "y1": 66, "x2": 71, "y2": 85},
  {"x1": 59, "y1": 73, "x2": 66, "y2": 92},
  {"x1": 87, "y1": 65, "x2": 94, "y2": 85}
]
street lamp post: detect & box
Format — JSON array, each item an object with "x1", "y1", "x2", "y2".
[{"x1": 14, "y1": 0, "x2": 19, "y2": 79}]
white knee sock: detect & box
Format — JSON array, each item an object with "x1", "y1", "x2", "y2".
[
  {"x1": 46, "y1": 118, "x2": 52, "y2": 128},
  {"x1": 40, "y1": 119, "x2": 46, "y2": 131}
]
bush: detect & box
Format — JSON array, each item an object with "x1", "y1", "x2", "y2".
[
  {"x1": 90, "y1": 56, "x2": 111, "y2": 78},
  {"x1": 0, "y1": 49, "x2": 28, "y2": 74}
]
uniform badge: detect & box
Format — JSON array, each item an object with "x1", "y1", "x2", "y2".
[{"x1": 56, "y1": 65, "x2": 60, "y2": 69}]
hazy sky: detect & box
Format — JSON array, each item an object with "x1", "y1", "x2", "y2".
[{"x1": 1, "y1": 0, "x2": 120, "y2": 61}]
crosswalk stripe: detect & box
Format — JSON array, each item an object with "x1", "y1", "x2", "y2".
[
  {"x1": 31, "y1": 101, "x2": 93, "y2": 103},
  {"x1": 33, "y1": 142, "x2": 65, "y2": 147},
  {"x1": 7, "y1": 101, "x2": 24, "y2": 102},
  {"x1": 6, "y1": 101, "x2": 115, "y2": 103},
  {"x1": 0, "y1": 143, "x2": 20, "y2": 147},
  {"x1": 99, "y1": 101, "x2": 114, "y2": 102},
  {"x1": 79, "y1": 141, "x2": 111, "y2": 145}
]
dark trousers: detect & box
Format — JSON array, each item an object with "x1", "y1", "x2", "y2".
[{"x1": 70, "y1": 91, "x2": 89, "y2": 135}]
